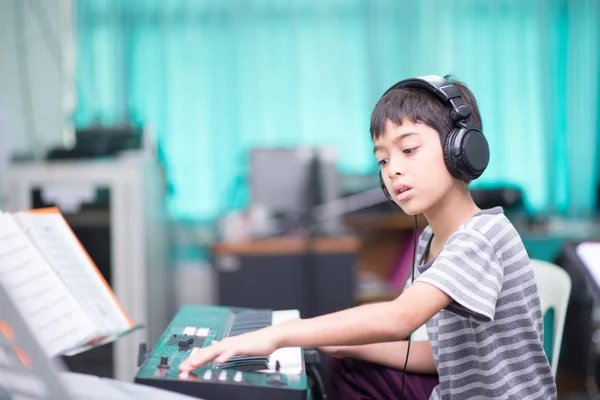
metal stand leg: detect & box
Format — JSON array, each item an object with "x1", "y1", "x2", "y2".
[{"x1": 586, "y1": 305, "x2": 600, "y2": 399}]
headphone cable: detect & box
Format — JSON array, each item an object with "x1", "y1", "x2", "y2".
[{"x1": 400, "y1": 215, "x2": 418, "y2": 399}]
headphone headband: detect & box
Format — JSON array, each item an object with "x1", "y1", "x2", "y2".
[{"x1": 382, "y1": 75, "x2": 472, "y2": 122}]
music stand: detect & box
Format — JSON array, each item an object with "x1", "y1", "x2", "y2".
[
  {"x1": 0, "y1": 280, "x2": 203, "y2": 400},
  {"x1": 0, "y1": 280, "x2": 75, "y2": 399}
]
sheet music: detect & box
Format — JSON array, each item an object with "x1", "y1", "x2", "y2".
[
  {"x1": 12, "y1": 212, "x2": 132, "y2": 336},
  {"x1": 576, "y1": 242, "x2": 600, "y2": 290},
  {"x1": 0, "y1": 213, "x2": 97, "y2": 357}
]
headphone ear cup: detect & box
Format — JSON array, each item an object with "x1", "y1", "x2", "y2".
[
  {"x1": 443, "y1": 127, "x2": 463, "y2": 180},
  {"x1": 379, "y1": 171, "x2": 394, "y2": 202},
  {"x1": 461, "y1": 129, "x2": 489, "y2": 180},
  {"x1": 444, "y1": 127, "x2": 490, "y2": 181}
]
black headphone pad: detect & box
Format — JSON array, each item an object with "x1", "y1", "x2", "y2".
[
  {"x1": 443, "y1": 128, "x2": 490, "y2": 181},
  {"x1": 443, "y1": 127, "x2": 464, "y2": 180},
  {"x1": 460, "y1": 129, "x2": 490, "y2": 179}
]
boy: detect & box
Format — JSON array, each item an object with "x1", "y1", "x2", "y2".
[{"x1": 180, "y1": 75, "x2": 557, "y2": 399}]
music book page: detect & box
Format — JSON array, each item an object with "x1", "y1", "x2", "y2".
[
  {"x1": 11, "y1": 209, "x2": 134, "y2": 338},
  {"x1": 0, "y1": 213, "x2": 97, "y2": 357}
]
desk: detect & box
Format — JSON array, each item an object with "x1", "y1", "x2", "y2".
[
  {"x1": 213, "y1": 236, "x2": 359, "y2": 318},
  {"x1": 342, "y1": 212, "x2": 426, "y2": 303}
]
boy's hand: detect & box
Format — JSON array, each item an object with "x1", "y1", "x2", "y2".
[{"x1": 178, "y1": 328, "x2": 278, "y2": 373}]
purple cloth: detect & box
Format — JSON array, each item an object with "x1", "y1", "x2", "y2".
[{"x1": 326, "y1": 355, "x2": 439, "y2": 400}]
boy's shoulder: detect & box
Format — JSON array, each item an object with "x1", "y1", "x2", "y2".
[
  {"x1": 462, "y1": 207, "x2": 512, "y2": 240},
  {"x1": 420, "y1": 207, "x2": 521, "y2": 257}
]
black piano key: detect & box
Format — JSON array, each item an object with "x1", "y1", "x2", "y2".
[{"x1": 219, "y1": 310, "x2": 272, "y2": 370}]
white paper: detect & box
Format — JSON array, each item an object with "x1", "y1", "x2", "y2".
[
  {"x1": 0, "y1": 213, "x2": 97, "y2": 357},
  {"x1": 12, "y1": 212, "x2": 132, "y2": 336}
]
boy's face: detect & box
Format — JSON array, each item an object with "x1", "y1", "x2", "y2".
[{"x1": 373, "y1": 118, "x2": 456, "y2": 215}]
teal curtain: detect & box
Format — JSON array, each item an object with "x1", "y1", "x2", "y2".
[{"x1": 74, "y1": 0, "x2": 600, "y2": 220}]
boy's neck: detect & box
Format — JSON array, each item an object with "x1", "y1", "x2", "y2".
[{"x1": 423, "y1": 185, "x2": 481, "y2": 245}]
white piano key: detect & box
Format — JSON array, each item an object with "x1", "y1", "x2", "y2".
[
  {"x1": 270, "y1": 310, "x2": 300, "y2": 326},
  {"x1": 261, "y1": 310, "x2": 303, "y2": 375},
  {"x1": 202, "y1": 370, "x2": 212, "y2": 380}
]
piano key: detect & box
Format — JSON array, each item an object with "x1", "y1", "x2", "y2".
[
  {"x1": 264, "y1": 310, "x2": 303, "y2": 375},
  {"x1": 218, "y1": 309, "x2": 303, "y2": 374}
]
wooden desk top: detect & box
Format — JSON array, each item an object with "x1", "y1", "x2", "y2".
[
  {"x1": 343, "y1": 213, "x2": 428, "y2": 230},
  {"x1": 213, "y1": 236, "x2": 360, "y2": 256}
]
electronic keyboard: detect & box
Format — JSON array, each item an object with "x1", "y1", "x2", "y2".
[{"x1": 134, "y1": 305, "x2": 309, "y2": 400}]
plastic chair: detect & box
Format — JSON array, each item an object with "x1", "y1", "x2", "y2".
[
  {"x1": 409, "y1": 259, "x2": 571, "y2": 378},
  {"x1": 412, "y1": 323, "x2": 429, "y2": 341},
  {"x1": 531, "y1": 259, "x2": 572, "y2": 377}
]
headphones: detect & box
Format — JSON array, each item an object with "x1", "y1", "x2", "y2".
[{"x1": 378, "y1": 75, "x2": 490, "y2": 202}]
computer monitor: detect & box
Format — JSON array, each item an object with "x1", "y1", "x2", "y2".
[{"x1": 250, "y1": 147, "x2": 340, "y2": 232}]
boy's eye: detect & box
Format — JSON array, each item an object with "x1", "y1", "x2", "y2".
[
  {"x1": 378, "y1": 158, "x2": 388, "y2": 167},
  {"x1": 403, "y1": 147, "x2": 417, "y2": 155}
]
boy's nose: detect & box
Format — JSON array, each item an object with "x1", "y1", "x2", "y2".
[{"x1": 387, "y1": 158, "x2": 405, "y2": 178}]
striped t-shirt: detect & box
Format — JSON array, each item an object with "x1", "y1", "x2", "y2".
[{"x1": 408, "y1": 207, "x2": 557, "y2": 399}]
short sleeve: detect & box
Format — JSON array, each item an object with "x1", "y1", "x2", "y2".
[
  {"x1": 402, "y1": 227, "x2": 432, "y2": 293},
  {"x1": 415, "y1": 228, "x2": 503, "y2": 323}
]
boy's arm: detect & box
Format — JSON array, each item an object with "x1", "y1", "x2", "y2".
[
  {"x1": 321, "y1": 341, "x2": 437, "y2": 374},
  {"x1": 274, "y1": 281, "x2": 450, "y2": 348},
  {"x1": 179, "y1": 282, "x2": 451, "y2": 371}
]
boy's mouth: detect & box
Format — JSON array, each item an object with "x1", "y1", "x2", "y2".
[{"x1": 393, "y1": 185, "x2": 413, "y2": 200}]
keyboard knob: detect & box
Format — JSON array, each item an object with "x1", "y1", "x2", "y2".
[{"x1": 158, "y1": 355, "x2": 169, "y2": 369}]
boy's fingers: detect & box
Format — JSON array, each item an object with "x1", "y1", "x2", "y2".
[
  {"x1": 216, "y1": 349, "x2": 236, "y2": 365},
  {"x1": 179, "y1": 348, "x2": 216, "y2": 371}
]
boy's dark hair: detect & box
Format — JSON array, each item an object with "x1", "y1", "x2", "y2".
[{"x1": 370, "y1": 75, "x2": 482, "y2": 144}]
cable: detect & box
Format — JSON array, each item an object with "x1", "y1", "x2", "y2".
[
  {"x1": 400, "y1": 215, "x2": 418, "y2": 398},
  {"x1": 379, "y1": 214, "x2": 418, "y2": 400},
  {"x1": 308, "y1": 363, "x2": 327, "y2": 400}
]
